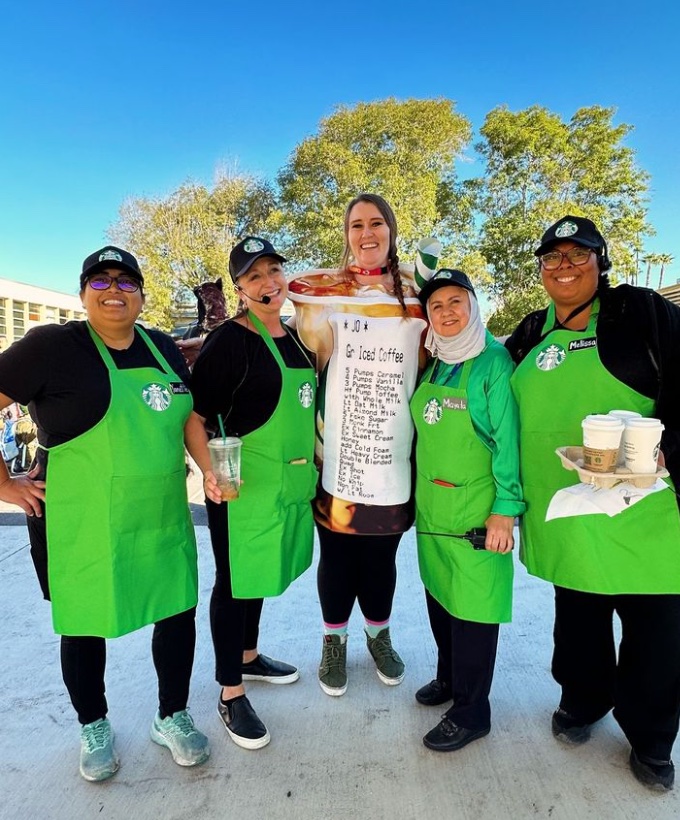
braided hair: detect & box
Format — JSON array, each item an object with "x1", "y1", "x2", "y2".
[{"x1": 341, "y1": 193, "x2": 408, "y2": 314}]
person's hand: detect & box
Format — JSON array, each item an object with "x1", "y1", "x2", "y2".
[
  {"x1": 0, "y1": 465, "x2": 46, "y2": 517},
  {"x1": 658, "y1": 448, "x2": 666, "y2": 468},
  {"x1": 484, "y1": 514, "x2": 515, "y2": 553},
  {"x1": 176, "y1": 337, "x2": 205, "y2": 369},
  {"x1": 202, "y1": 469, "x2": 223, "y2": 504}
]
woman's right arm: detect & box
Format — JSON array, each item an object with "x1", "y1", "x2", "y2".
[
  {"x1": 0, "y1": 391, "x2": 45, "y2": 516},
  {"x1": 184, "y1": 411, "x2": 222, "y2": 504}
]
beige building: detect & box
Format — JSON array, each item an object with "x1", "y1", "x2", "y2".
[
  {"x1": 659, "y1": 280, "x2": 680, "y2": 307},
  {"x1": 0, "y1": 277, "x2": 86, "y2": 347}
]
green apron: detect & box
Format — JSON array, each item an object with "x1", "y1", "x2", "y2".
[
  {"x1": 226, "y1": 312, "x2": 317, "y2": 598},
  {"x1": 45, "y1": 323, "x2": 198, "y2": 637},
  {"x1": 410, "y1": 356, "x2": 513, "y2": 623},
  {"x1": 511, "y1": 301, "x2": 680, "y2": 593}
]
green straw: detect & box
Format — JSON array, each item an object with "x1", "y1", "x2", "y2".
[{"x1": 217, "y1": 414, "x2": 227, "y2": 442}]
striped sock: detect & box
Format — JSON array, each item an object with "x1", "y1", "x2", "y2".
[
  {"x1": 364, "y1": 619, "x2": 389, "y2": 639},
  {"x1": 323, "y1": 622, "x2": 348, "y2": 641}
]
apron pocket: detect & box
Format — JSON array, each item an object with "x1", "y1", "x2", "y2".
[
  {"x1": 280, "y1": 461, "x2": 319, "y2": 506},
  {"x1": 416, "y1": 477, "x2": 469, "y2": 533}
]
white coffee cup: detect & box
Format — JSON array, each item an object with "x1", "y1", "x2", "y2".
[
  {"x1": 608, "y1": 410, "x2": 642, "y2": 466},
  {"x1": 622, "y1": 417, "x2": 664, "y2": 474},
  {"x1": 581, "y1": 414, "x2": 625, "y2": 473}
]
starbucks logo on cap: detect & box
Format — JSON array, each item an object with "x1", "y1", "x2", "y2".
[
  {"x1": 298, "y1": 381, "x2": 314, "y2": 408},
  {"x1": 555, "y1": 221, "x2": 578, "y2": 238},
  {"x1": 243, "y1": 239, "x2": 264, "y2": 254},
  {"x1": 536, "y1": 343, "x2": 567, "y2": 371},
  {"x1": 142, "y1": 383, "x2": 172, "y2": 411},
  {"x1": 423, "y1": 398, "x2": 443, "y2": 425},
  {"x1": 99, "y1": 249, "x2": 123, "y2": 262}
]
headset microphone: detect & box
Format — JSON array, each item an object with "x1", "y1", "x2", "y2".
[{"x1": 237, "y1": 286, "x2": 271, "y2": 305}]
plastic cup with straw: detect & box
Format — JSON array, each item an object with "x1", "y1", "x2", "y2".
[{"x1": 207, "y1": 415, "x2": 242, "y2": 501}]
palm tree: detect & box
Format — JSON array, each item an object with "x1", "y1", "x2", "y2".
[
  {"x1": 642, "y1": 254, "x2": 660, "y2": 288},
  {"x1": 657, "y1": 253, "x2": 675, "y2": 289}
]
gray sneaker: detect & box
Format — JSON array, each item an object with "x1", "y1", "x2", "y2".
[
  {"x1": 318, "y1": 634, "x2": 348, "y2": 696},
  {"x1": 366, "y1": 627, "x2": 405, "y2": 685},
  {"x1": 79, "y1": 718, "x2": 119, "y2": 782},
  {"x1": 150, "y1": 710, "x2": 210, "y2": 767}
]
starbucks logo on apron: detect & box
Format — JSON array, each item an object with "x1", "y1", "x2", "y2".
[
  {"x1": 298, "y1": 381, "x2": 314, "y2": 408},
  {"x1": 423, "y1": 398, "x2": 443, "y2": 425},
  {"x1": 536, "y1": 343, "x2": 567, "y2": 371},
  {"x1": 142, "y1": 383, "x2": 172, "y2": 411}
]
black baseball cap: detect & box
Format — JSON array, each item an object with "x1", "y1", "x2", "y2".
[
  {"x1": 535, "y1": 215, "x2": 605, "y2": 256},
  {"x1": 80, "y1": 246, "x2": 144, "y2": 289},
  {"x1": 418, "y1": 268, "x2": 476, "y2": 308},
  {"x1": 229, "y1": 236, "x2": 286, "y2": 283}
]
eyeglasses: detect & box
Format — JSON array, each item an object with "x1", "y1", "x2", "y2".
[
  {"x1": 539, "y1": 248, "x2": 593, "y2": 270},
  {"x1": 88, "y1": 274, "x2": 140, "y2": 293}
]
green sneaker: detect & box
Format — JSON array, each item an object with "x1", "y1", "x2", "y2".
[
  {"x1": 366, "y1": 627, "x2": 405, "y2": 685},
  {"x1": 150, "y1": 710, "x2": 210, "y2": 767},
  {"x1": 79, "y1": 718, "x2": 119, "y2": 782},
  {"x1": 318, "y1": 634, "x2": 348, "y2": 696}
]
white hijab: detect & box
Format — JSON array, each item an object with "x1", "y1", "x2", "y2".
[{"x1": 424, "y1": 290, "x2": 487, "y2": 364}]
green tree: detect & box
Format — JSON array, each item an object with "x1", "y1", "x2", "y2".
[
  {"x1": 108, "y1": 171, "x2": 279, "y2": 330},
  {"x1": 277, "y1": 98, "x2": 473, "y2": 269},
  {"x1": 476, "y1": 105, "x2": 652, "y2": 333}
]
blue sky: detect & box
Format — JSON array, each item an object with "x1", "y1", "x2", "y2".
[{"x1": 1, "y1": 0, "x2": 678, "y2": 296}]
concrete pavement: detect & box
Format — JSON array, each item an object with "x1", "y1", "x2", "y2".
[{"x1": 0, "y1": 479, "x2": 678, "y2": 819}]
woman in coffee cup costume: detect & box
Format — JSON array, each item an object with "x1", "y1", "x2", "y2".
[
  {"x1": 287, "y1": 194, "x2": 428, "y2": 695},
  {"x1": 185, "y1": 236, "x2": 317, "y2": 750},
  {"x1": 506, "y1": 215, "x2": 680, "y2": 791},
  {"x1": 0, "y1": 247, "x2": 209, "y2": 782},
  {"x1": 410, "y1": 269, "x2": 524, "y2": 752}
]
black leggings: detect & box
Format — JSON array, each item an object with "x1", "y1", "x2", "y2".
[
  {"x1": 206, "y1": 498, "x2": 264, "y2": 687},
  {"x1": 61, "y1": 607, "x2": 197, "y2": 725},
  {"x1": 316, "y1": 526, "x2": 402, "y2": 625}
]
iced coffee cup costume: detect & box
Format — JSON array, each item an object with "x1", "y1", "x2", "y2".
[
  {"x1": 186, "y1": 236, "x2": 316, "y2": 751},
  {"x1": 0, "y1": 246, "x2": 209, "y2": 783},
  {"x1": 287, "y1": 194, "x2": 430, "y2": 696},
  {"x1": 409, "y1": 269, "x2": 524, "y2": 753},
  {"x1": 506, "y1": 216, "x2": 680, "y2": 791}
]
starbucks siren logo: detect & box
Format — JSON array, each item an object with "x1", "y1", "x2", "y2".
[
  {"x1": 243, "y1": 239, "x2": 265, "y2": 254},
  {"x1": 423, "y1": 398, "x2": 443, "y2": 425},
  {"x1": 555, "y1": 221, "x2": 578, "y2": 238},
  {"x1": 298, "y1": 381, "x2": 313, "y2": 408},
  {"x1": 536, "y1": 343, "x2": 567, "y2": 371},
  {"x1": 142, "y1": 383, "x2": 172, "y2": 411},
  {"x1": 99, "y1": 249, "x2": 123, "y2": 262}
]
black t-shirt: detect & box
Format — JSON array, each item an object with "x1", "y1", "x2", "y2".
[
  {"x1": 191, "y1": 319, "x2": 313, "y2": 437},
  {"x1": 0, "y1": 321, "x2": 190, "y2": 449}
]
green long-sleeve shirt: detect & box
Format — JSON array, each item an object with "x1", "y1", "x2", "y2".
[{"x1": 422, "y1": 330, "x2": 525, "y2": 518}]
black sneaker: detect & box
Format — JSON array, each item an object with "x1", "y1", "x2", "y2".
[
  {"x1": 217, "y1": 695, "x2": 270, "y2": 750},
  {"x1": 423, "y1": 718, "x2": 490, "y2": 752},
  {"x1": 241, "y1": 654, "x2": 299, "y2": 684},
  {"x1": 415, "y1": 679, "x2": 452, "y2": 706},
  {"x1": 630, "y1": 750, "x2": 675, "y2": 791},
  {"x1": 551, "y1": 708, "x2": 593, "y2": 745}
]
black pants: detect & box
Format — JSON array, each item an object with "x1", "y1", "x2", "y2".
[
  {"x1": 553, "y1": 586, "x2": 680, "y2": 760},
  {"x1": 316, "y1": 526, "x2": 402, "y2": 625},
  {"x1": 426, "y1": 590, "x2": 499, "y2": 731},
  {"x1": 206, "y1": 498, "x2": 264, "y2": 687},
  {"x1": 61, "y1": 608, "x2": 197, "y2": 725},
  {"x1": 26, "y1": 512, "x2": 197, "y2": 725}
]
